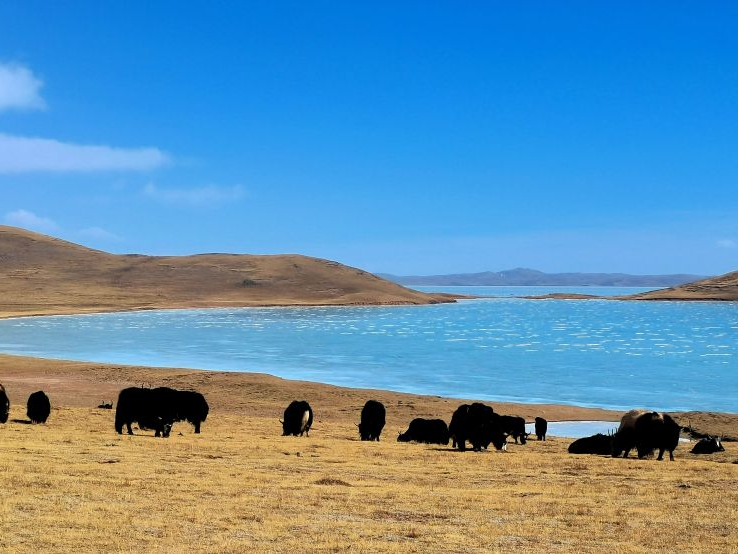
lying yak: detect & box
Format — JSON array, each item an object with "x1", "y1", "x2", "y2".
[
  {"x1": 612, "y1": 410, "x2": 680, "y2": 461},
  {"x1": 282, "y1": 400, "x2": 313, "y2": 436},
  {"x1": 449, "y1": 403, "x2": 506, "y2": 452},
  {"x1": 27, "y1": 390, "x2": 51, "y2": 424},
  {"x1": 535, "y1": 417, "x2": 548, "y2": 441},
  {"x1": 691, "y1": 436, "x2": 725, "y2": 454},
  {"x1": 568, "y1": 433, "x2": 613, "y2": 455},
  {"x1": 0, "y1": 383, "x2": 8, "y2": 424},
  {"x1": 499, "y1": 414, "x2": 528, "y2": 444},
  {"x1": 358, "y1": 399, "x2": 386, "y2": 441},
  {"x1": 397, "y1": 418, "x2": 450, "y2": 445}
]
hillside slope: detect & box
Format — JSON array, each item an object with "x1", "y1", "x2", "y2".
[
  {"x1": 627, "y1": 270, "x2": 738, "y2": 301},
  {"x1": 0, "y1": 226, "x2": 452, "y2": 318}
]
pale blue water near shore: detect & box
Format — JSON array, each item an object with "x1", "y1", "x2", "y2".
[{"x1": 0, "y1": 286, "x2": 736, "y2": 413}]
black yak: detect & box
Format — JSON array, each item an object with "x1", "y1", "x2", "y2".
[
  {"x1": 691, "y1": 436, "x2": 725, "y2": 455},
  {"x1": 115, "y1": 387, "x2": 174, "y2": 438},
  {"x1": 609, "y1": 409, "x2": 647, "y2": 458},
  {"x1": 282, "y1": 400, "x2": 313, "y2": 436},
  {"x1": 612, "y1": 410, "x2": 680, "y2": 461},
  {"x1": 27, "y1": 390, "x2": 50, "y2": 424},
  {"x1": 153, "y1": 387, "x2": 209, "y2": 433},
  {"x1": 358, "y1": 400, "x2": 386, "y2": 441},
  {"x1": 499, "y1": 415, "x2": 528, "y2": 444},
  {"x1": 449, "y1": 403, "x2": 506, "y2": 452},
  {"x1": 397, "y1": 418, "x2": 450, "y2": 445},
  {"x1": 0, "y1": 383, "x2": 9, "y2": 424},
  {"x1": 568, "y1": 433, "x2": 613, "y2": 455},
  {"x1": 535, "y1": 417, "x2": 547, "y2": 441}
]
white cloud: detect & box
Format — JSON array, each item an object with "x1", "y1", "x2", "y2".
[
  {"x1": 0, "y1": 133, "x2": 169, "y2": 173},
  {"x1": 78, "y1": 226, "x2": 122, "y2": 241},
  {"x1": 143, "y1": 183, "x2": 244, "y2": 206},
  {"x1": 0, "y1": 62, "x2": 46, "y2": 112},
  {"x1": 717, "y1": 239, "x2": 737, "y2": 249},
  {"x1": 3, "y1": 209, "x2": 59, "y2": 234}
]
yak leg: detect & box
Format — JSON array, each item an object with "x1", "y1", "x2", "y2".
[
  {"x1": 126, "y1": 422, "x2": 134, "y2": 435},
  {"x1": 194, "y1": 421, "x2": 201, "y2": 433},
  {"x1": 657, "y1": 448, "x2": 665, "y2": 461},
  {"x1": 669, "y1": 450, "x2": 675, "y2": 461}
]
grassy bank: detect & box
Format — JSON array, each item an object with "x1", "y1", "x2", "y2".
[
  {"x1": 0, "y1": 354, "x2": 737, "y2": 552},
  {"x1": 1, "y1": 406, "x2": 736, "y2": 552}
]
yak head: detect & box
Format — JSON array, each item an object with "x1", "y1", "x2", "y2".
[
  {"x1": 520, "y1": 432, "x2": 530, "y2": 445},
  {"x1": 610, "y1": 431, "x2": 627, "y2": 458},
  {"x1": 357, "y1": 422, "x2": 371, "y2": 441}
]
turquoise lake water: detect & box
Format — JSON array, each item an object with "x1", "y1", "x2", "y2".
[{"x1": 0, "y1": 286, "x2": 736, "y2": 412}]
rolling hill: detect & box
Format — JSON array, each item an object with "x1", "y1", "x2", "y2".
[
  {"x1": 627, "y1": 271, "x2": 738, "y2": 301},
  {"x1": 0, "y1": 226, "x2": 452, "y2": 318}
]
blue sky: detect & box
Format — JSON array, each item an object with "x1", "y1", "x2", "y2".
[{"x1": 1, "y1": 2, "x2": 737, "y2": 275}]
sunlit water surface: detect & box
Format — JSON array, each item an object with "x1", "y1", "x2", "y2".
[{"x1": 0, "y1": 287, "x2": 736, "y2": 412}]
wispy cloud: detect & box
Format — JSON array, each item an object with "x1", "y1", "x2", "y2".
[
  {"x1": 78, "y1": 226, "x2": 122, "y2": 241},
  {"x1": 143, "y1": 183, "x2": 244, "y2": 206},
  {"x1": 717, "y1": 239, "x2": 737, "y2": 249},
  {"x1": 0, "y1": 133, "x2": 169, "y2": 173},
  {"x1": 0, "y1": 62, "x2": 45, "y2": 112},
  {"x1": 3, "y1": 210, "x2": 122, "y2": 243},
  {"x1": 3, "y1": 209, "x2": 59, "y2": 234}
]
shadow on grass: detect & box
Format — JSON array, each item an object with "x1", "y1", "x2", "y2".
[{"x1": 11, "y1": 418, "x2": 34, "y2": 425}]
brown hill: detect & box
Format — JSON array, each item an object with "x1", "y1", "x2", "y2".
[
  {"x1": 0, "y1": 226, "x2": 453, "y2": 318},
  {"x1": 626, "y1": 270, "x2": 738, "y2": 301}
]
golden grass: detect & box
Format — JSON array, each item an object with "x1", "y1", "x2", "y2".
[{"x1": 1, "y1": 404, "x2": 736, "y2": 553}]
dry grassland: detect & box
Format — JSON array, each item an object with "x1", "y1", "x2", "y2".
[
  {"x1": 1, "y1": 402, "x2": 736, "y2": 553},
  {"x1": 0, "y1": 225, "x2": 452, "y2": 320}
]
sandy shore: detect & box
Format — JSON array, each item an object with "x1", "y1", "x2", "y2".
[{"x1": 2, "y1": 353, "x2": 736, "y2": 440}]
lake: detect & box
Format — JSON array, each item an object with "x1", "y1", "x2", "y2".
[{"x1": 0, "y1": 286, "x2": 736, "y2": 412}]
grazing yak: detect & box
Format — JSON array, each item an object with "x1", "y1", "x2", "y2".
[
  {"x1": 691, "y1": 436, "x2": 725, "y2": 455},
  {"x1": 115, "y1": 387, "x2": 174, "y2": 437},
  {"x1": 27, "y1": 391, "x2": 51, "y2": 424},
  {"x1": 612, "y1": 410, "x2": 680, "y2": 461},
  {"x1": 449, "y1": 403, "x2": 506, "y2": 452},
  {"x1": 157, "y1": 388, "x2": 209, "y2": 433},
  {"x1": 115, "y1": 387, "x2": 209, "y2": 437},
  {"x1": 358, "y1": 400, "x2": 386, "y2": 441},
  {"x1": 568, "y1": 433, "x2": 613, "y2": 455},
  {"x1": 0, "y1": 383, "x2": 9, "y2": 424},
  {"x1": 535, "y1": 417, "x2": 548, "y2": 441},
  {"x1": 282, "y1": 400, "x2": 313, "y2": 437},
  {"x1": 499, "y1": 415, "x2": 528, "y2": 444},
  {"x1": 397, "y1": 418, "x2": 450, "y2": 445}
]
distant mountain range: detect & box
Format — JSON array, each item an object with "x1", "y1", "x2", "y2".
[{"x1": 379, "y1": 268, "x2": 707, "y2": 287}]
